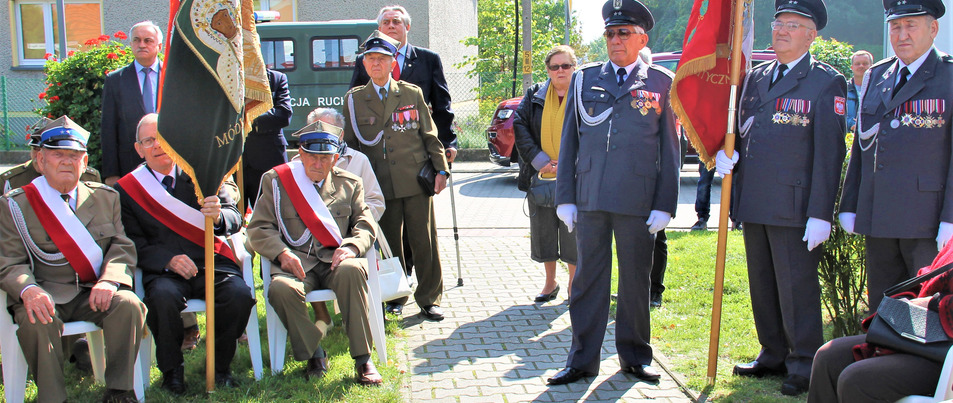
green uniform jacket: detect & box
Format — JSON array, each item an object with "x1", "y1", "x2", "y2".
[
  {"x1": 342, "y1": 80, "x2": 448, "y2": 200},
  {"x1": 2, "y1": 160, "x2": 101, "y2": 193}
]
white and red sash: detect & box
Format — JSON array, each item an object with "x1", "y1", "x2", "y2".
[
  {"x1": 22, "y1": 177, "x2": 103, "y2": 282},
  {"x1": 117, "y1": 166, "x2": 238, "y2": 263},
  {"x1": 274, "y1": 161, "x2": 343, "y2": 248}
]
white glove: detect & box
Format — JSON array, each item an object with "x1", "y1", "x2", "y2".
[
  {"x1": 715, "y1": 150, "x2": 739, "y2": 177},
  {"x1": 802, "y1": 217, "x2": 832, "y2": 251},
  {"x1": 645, "y1": 210, "x2": 672, "y2": 234},
  {"x1": 937, "y1": 222, "x2": 953, "y2": 251},
  {"x1": 556, "y1": 204, "x2": 577, "y2": 233},
  {"x1": 838, "y1": 212, "x2": 856, "y2": 235}
]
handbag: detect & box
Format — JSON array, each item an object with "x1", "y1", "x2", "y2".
[
  {"x1": 417, "y1": 161, "x2": 437, "y2": 197},
  {"x1": 375, "y1": 230, "x2": 413, "y2": 302},
  {"x1": 865, "y1": 261, "x2": 953, "y2": 362},
  {"x1": 527, "y1": 174, "x2": 557, "y2": 208}
]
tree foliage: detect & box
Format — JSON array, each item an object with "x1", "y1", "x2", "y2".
[{"x1": 457, "y1": 0, "x2": 583, "y2": 118}]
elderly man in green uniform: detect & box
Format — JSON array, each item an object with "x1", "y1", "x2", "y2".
[
  {"x1": 0, "y1": 116, "x2": 146, "y2": 403},
  {"x1": 343, "y1": 31, "x2": 449, "y2": 321},
  {"x1": 2, "y1": 117, "x2": 100, "y2": 193}
]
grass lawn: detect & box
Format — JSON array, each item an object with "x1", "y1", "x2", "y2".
[
  {"x1": 3, "y1": 258, "x2": 408, "y2": 402},
  {"x1": 636, "y1": 230, "x2": 814, "y2": 402}
]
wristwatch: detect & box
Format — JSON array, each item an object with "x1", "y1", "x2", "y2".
[{"x1": 438, "y1": 170, "x2": 449, "y2": 177}]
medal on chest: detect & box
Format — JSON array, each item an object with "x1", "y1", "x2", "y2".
[
  {"x1": 390, "y1": 104, "x2": 419, "y2": 132},
  {"x1": 772, "y1": 98, "x2": 812, "y2": 126},
  {"x1": 630, "y1": 90, "x2": 662, "y2": 116},
  {"x1": 894, "y1": 99, "x2": 946, "y2": 129}
]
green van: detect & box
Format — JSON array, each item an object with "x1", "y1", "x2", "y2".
[{"x1": 256, "y1": 20, "x2": 378, "y2": 139}]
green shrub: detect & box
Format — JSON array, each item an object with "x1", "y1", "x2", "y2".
[{"x1": 35, "y1": 32, "x2": 134, "y2": 170}]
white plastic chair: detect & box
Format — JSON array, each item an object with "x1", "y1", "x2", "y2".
[
  {"x1": 133, "y1": 237, "x2": 263, "y2": 390},
  {"x1": 261, "y1": 245, "x2": 387, "y2": 374},
  {"x1": 897, "y1": 346, "x2": 953, "y2": 403},
  {"x1": 0, "y1": 287, "x2": 146, "y2": 402}
]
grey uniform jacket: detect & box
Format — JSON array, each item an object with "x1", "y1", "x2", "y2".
[
  {"x1": 555, "y1": 61, "x2": 680, "y2": 216},
  {"x1": 733, "y1": 55, "x2": 847, "y2": 227},
  {"x1": 840, "y1": 48, "x2": 953, "y2": 239}
]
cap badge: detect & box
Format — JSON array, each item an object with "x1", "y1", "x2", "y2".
[{"x1": 613, "y1": 0, "x2": 622, "y2": 10}]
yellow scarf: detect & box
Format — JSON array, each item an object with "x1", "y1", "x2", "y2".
[{"x1": 539, "y1": 83, "x2": 566, "y2": 179}]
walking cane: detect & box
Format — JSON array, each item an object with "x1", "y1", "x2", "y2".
[{"x1": 447, "y1": 152, "x2": 463, "y2": 286}]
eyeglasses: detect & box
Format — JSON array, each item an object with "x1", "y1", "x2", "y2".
[
  {"x1": 603, "y1": 28, "x2": 643, "y2": 40},
  {"x1": 547, "y1": 63, "x2": 575, "y2": 71},
  {"x1": 137, "y1": 137, "x2": 159, "y2": 148},
  {"x1": 770, "y1": 21, "x2": 815, "y2": 32}
]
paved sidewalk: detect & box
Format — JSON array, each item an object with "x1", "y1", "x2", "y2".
[{"x1": 397, "y1": 162, "x2": 696, "y2": 402}]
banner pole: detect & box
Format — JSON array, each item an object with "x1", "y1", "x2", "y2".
[
  {"x1": 205, "y1": 216, "x2": 216, "y2": 392},
  {"x1": 236, "y1": 158, "x2": 245, "y2": 217},
  {"x1": 707, "y1": 0, "x2": 747, "y2": 385}
]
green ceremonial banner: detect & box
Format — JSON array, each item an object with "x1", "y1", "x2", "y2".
[{"x1": 158, "y1": 0, "x2": 245, "y2": 199}]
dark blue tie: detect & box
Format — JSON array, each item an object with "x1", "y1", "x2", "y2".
[
  {"x1": 616, "y1": 67, "x2": 626, "y2": 87},
  {"x1": 162, "y1": 176, "x2": 174, "y2": 193}
]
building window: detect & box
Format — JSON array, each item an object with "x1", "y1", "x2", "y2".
[
  {"x1": 14, "y1": 1, "x2": 102, "y2": 66},
  {"x1": 262, "y1": 39, "x2": 295, "y2": 71},
  {"x1": 254, "y1": 0, "x2": 295, "y2": 21},
  {"x1": 311, "y1": 37, "x2": 360, "y2": 70}
]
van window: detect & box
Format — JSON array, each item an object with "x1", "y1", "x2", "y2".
[
  {"x1": 262, "y1": 38, "x2": 295, "y2": 71},
  {"x1": 311, "y1": 37, "x2": 360, "y2": 69}
]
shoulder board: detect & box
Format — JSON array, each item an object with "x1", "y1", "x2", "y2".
[
  {"x1": 4, "y1": 188, "x2": 24, "y2": 197},
  {"x1": 85, "y1": 181, "x2": 117, "y2": 193},
  {"x1": 345, "y1": 86, "x2": 363, "y2": 95},
  {"x1": 1, "y1": 163, "x2": 29, "y2": 179},
  {"x1": 85, "y1": 166, "x2": 99, "y2": 174},
  {"x1": 398, "y1": 81, "x2": 422, "y2": 92},
  {"x1": 941, "y1": 53, "x2": 953, "y2": 63},
  {"x1": 333, "y1": 167, "x2": 361, "y2": 182},
  {"x1": 578, "y1": 62, "x2": 603, "y2": 71},
  {"x1": 649, "y1": 64, "x2": 675, "y2": 78},
  {"x1": 812, "y1": 60, "x2": 840, "y2": 77},
  {"x1": 871, "y1": 56, "x2": 896, "y2": 70}
]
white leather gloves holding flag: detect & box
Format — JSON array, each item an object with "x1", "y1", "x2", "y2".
[
  {"x1": 557, "y1": 204, "x2": 577, "y2": 233},
  {"x1": 715, "y1": 150, "x2": 739, "y2": 177},
  {"x1": 838, "y1": 212, "x2": 856, "y2": 234},
  {"x1": 645, "y1": 210, "x2": 671, "y2": 234},
  {"x1": 802, "y1": 217, "x2": 832, "y2": 251},
  {"x1": 937, "y1": 222, "x2": 953, "y2": 251}
]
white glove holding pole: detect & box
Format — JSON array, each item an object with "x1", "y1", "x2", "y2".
[
  {"x1": 937, "y1": 222, "x2": 953, "y2": 251},
  {"x1": 802, "y1": 217, "x2": 832, "y2": 251},
  {"x1": 838, "y1": 212, "x2": 856, "y2": 235},
  {"x1": 645, "y1": 210, "x2": 672, "y2": 234},
  {"x1": 715, "y1": 150, "x2": 739, "y2": 177},
  {"x1": 556, "y1": 204, "x2": 577, "y2": 233}
]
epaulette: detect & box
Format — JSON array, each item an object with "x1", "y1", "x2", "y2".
[
  {"x1": 0, "y1": 164, "x2": 28, "y2": 179},
  {"x1": 397, "y1": 81, "x2": 422, "y2": 92},
  {"x1": 578, "y1": 62, "x2": 604, "y2": 71},
  {"x1": 334, "y1": 167, "x2": 361, "y2": 183},
  {"x1": 85, "y1": 181, "x2": 117, "y2": 193},
  {"x1": 941, "y1": 54, "x2": 953, "y2": 63},
  {"x1": 871, "y1": 56, "x2": 896, "y2": 70},
  {"x1": 813, "y1": 60, "x2": 841, "y2": 78},
  {"x1": 84, "y1": 166, "x2": 98, "y2": 174},
  {"x1": 4, "y1": 187, "x2": 24, "y2": 197},
  {"x1": 345, "y1": 86, "x2": 363, "y2": 96},
  {"x1": 650, "y1": 64, "x2": 675, "y2": 79}
]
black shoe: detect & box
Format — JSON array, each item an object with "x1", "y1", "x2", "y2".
[
  {"x1": 161, "y1": 365, "x2": 186, "y2": 395},
  {"x1": 384, "y1": 302, "x2": 403, "y2": 316},
  {"x1": 650, "y1": 292, "x2": 662, "y2": 308},
  {"x1": 69, "y1": 337, "x2": 92, "y2": 373},
  {"x1": 732, "y1": 360, "x2": 785, "y2": 377},
  {"x1": 547, "y1": 367, "x2": 595, "y2": 385},
  {"x1": 534, "y1": 285, "x2": 560, "y2": 302},
  {"x1": 420, "y1": 305, "x2": 445, "y2": 321},
  {"x1": 733, "y1": 221, "x2": 743, "y2": 231},
  {"x1": 621, "y1": 364, "x2": 661, "y2": 381},
  {"x1": 781, "y1": 374, "x2": 810, "y2": 396},
  {"x1": 305, "y1": 347, "x2": 329, "y2": 380},
  {"x1": 690, "y1": 219, "x2": 708, "y2": 231},
  {"x1": 215, "y1": 370, "x2": 237, "y2": 388},
  {"x1": 101, "y1": 388, "x2": 137, "y2": 403}
]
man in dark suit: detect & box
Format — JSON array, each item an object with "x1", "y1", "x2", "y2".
[
  {"x1": 840, "y1": 0, "x2": 953, "y2": 310},
  {"x1": 243, "y1": 68, "x2": 292, "y2": 208},
  {"x1": 349, "y1": 5, "x2": 457, "y2": 160},
  {"x1": 715, "y1": 0, "x2": 846, "y2": 396},
  {"x1": 0, "y1": 116, "x2": 146, "y2": 403},
  {"x1": 547, "y1": 0, "x2": 679, "y2": 386},
  {"x1": 101, "y1": 21, "x2": 163, "y2": 187},
  {"x1": 115, "y1": 114, "x2": 254, "y2": 394}
]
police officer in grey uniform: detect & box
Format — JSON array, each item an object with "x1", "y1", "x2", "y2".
[
  {"x1": 839, "y1": 0, "x2": 953, "y2": 312},
  {"x1": 2, "y1": 117, "x2": 100, "y2": 193},
  {"x1": 547, "y1": 0, "x2": 679, "y2": 385},
  {"x1": 716, "y1": 0, "x2": 846, "y2": 396}
]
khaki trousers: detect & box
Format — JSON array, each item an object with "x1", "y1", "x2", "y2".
[
  {"x1": 379, "y1": 193, "x2": 443, "y2": 307},
  {"x1": 13, "y1": 289, "x2": 146, "y2": 403},
  {"x1": 267, "y1": 258, "x2": 372, "y2": 361}
]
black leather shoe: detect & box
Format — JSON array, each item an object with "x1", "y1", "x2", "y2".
[
  {"x1": 420, "y1": 305, "x2": 445, "y2": 321},
  {"x1": 546, "y1": 367, "x2": 595, "y2": 385},
  {"x1": 215, "y1": 370, "x2": 237, "y2": 388},
  {"x1": 535, "y1": 285, "x2": 560, "y2": 302},
  {"x1": 732, "y1": 360, "x2": 786, "y2": 377},
  {"x1": 781, "y1": 374, "x2": 810, "y2": 396},
  {"x1": 385, "y1": 302, "x2": 403, "y2": 316},
  {"x1": 355, "y1": 361, "x2": 383, "y2": 386},
  {"x1": 650, "y1": 292, "x2": 662, "y2": 308},
  {"x1": 690, "y1": 219, "x2": 708, "y2": 231},
  {"x1": 101, "y1": 388, "x2": 137, "y2": 403},
  {"x1": 305, "y1": 357, "x2": 329, "y2": 380},
  {"x1": 161, "y1": 365, "x2": 186, "y2": 395},
  {"x1": 69, "y1": 337, "x2": 92, "y2": 373},
  {"x1": 621, "y1": 363, "x2": 661, "y2": 381}
]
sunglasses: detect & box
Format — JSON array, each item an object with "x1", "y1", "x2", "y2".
[
  {"x1": 547, "y1": 63, "x2": 575, "y2": 71},
  {"x1": 603, "y1": 28, "x2": 642, "y2": 40}
]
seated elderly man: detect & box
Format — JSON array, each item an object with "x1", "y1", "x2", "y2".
[
  {"x1": 247, "y1": 121, "x2": 381, "y2": 386},
  {"x1": 0, "y1": 116, "x2": 146, "y2": 403},
  {"x1": 115, "y1": 113, "x2": 253, "y2": 394}
]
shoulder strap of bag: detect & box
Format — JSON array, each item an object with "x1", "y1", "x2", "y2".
[{"x1": 884, "y1": 261, "x2": 953, "y2": 296}]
